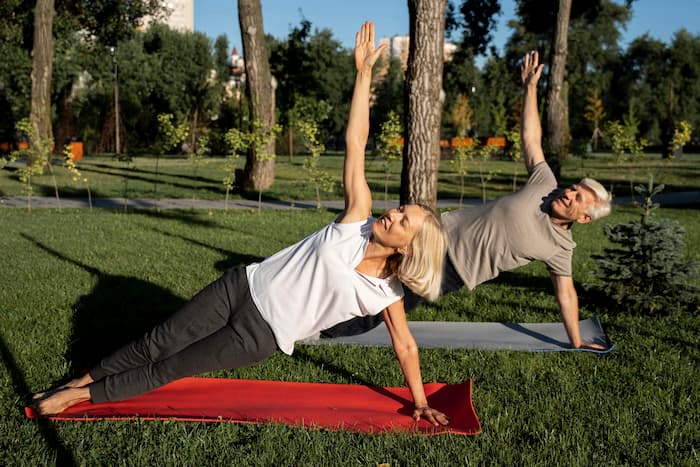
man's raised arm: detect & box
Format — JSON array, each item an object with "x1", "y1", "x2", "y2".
[{"x1": 520, "y1": 50, "x2": 546, "y2": 174}]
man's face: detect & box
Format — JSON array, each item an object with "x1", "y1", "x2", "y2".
[{"x1": 550, "y1": 184, "x2": 597, "y2": 224}]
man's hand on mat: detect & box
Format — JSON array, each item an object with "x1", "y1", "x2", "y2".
[
  {"x1": 413, "y1": 406, "x2": 450, "y2": 426},
  {"x1": 576, "y1": 341, "x2": 608, "y2": 351}
]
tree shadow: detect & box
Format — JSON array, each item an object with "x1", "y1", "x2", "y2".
[
  {"x1": 133, "y1": 208, "x2": 223, "y2": 228},
  {"x1": 150, "y1": 227, "x2": 264, "y2": 272},
  {"x1": 21, "y1": 234, "x2": 187, "y2": 379},
  {"x1": 0, "y1": 332, "x2": 76, "y2": 465}
]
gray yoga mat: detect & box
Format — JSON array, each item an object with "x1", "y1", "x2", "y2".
[{"x1": 304, "y1": 317, "x2": 614, "y2": 354}]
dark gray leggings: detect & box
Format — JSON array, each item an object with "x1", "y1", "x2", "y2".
[{"x1": 88, "y1": 267, "x2": 278, "y2": 403}]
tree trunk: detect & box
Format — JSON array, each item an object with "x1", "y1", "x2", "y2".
[
  {"x1": 545, "y1": 0, "x2": 571, "y2": 167},
  {"x1": 238, "y1": 0, "x2": 276, "y2": 190},
  {"x1": 55, "y1": 84, "x2": 73, "y2": 155},
  {"x1": 400, "y1": 0, "x2": 446, "y2": 209},
  {"x1": 29, "y1": 0, "x2": 55, "y2": 167}
]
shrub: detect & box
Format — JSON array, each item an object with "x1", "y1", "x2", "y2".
[{"x1": 586, "y1": 178, "x2": 699, "y2": 314}]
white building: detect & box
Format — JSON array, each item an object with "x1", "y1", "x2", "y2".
[{"x1": 143, "y1": 0, "x2": 194, "y2": 32}]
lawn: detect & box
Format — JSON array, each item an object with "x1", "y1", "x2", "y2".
[
  {"x1": 1, "y1": 151, "x2": 699, "y2": 204},
  {"x1": 1, "y1": 206, "x2": 698, "y2": 465}
]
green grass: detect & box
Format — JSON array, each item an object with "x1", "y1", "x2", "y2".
[
  {"x1": 1, "y1": 151, "x2": 698, "y2": 203},
  {"x1": 1, "y1": 207, "x2": 698, "y2": 465}
]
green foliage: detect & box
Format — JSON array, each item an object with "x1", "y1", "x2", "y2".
[
  {"x1": 371, "y1": 57, "x2": 405, "y2": 134},
  {"x1": 604, "y1": 120, "x2": 649, "y2": 162},
  {"x1": 298, "y1": 113, "x2": 335, "y2": 209},
  {"x1": 667, "y1": 120, "x2": 693, "y2": 159},
  {"x1": 506, "y1": 125, "x2": 522, "y2": 191},
  {"x1": 5, "y1": 119, "x2": 54, "y2": 211},
  {"x1": 476, "y1": 144, "x2": 498, "y2": 203},
  {"x1": 489, "y1": 90, "x2": 508, "y2": 136},
  {"x1": 449, "y1": 140, "x2": 476, "y2": 206},
  {"x1": 62, "y1": 144, "x2": 92, "y2": 209},
  {"x1": 157, "y1": 113, "x2": 190, "y2": 154},
  {"x1": 584, "y1": 88, "x2": 606, "y2": 151},
  {"x1": 447, "y1": 0, "x2": 502, "y2": 56},
  {"x1": 221, "y1": 128, "x2": 247, "y2": 209},
  {"x1": 376, "y1": 111, "x2": 403, "y2": 205},
  {"x1": 587, "y1": 178, "x2": 699, "y2": 314},
  {"x1": 188, "y1": 135, "x2": 210, "y2": 202},
  {"x1": 235, "y1": 120, "x2": 281, "y2": 212},
  {"x1": 269, "y1": 19, "x2": 354, "y2": 145}
]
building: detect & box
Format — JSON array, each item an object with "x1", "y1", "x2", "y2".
[
  {"x1": 142, "y1": 0, "x2": 194, "y2": 32},
  {"x1": 378, "y1": 35, "x2": 457, "y2": 70}
]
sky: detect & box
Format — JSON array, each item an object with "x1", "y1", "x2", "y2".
[{"x1": 194, "y1": 0, "x2": 699, "y2": 57}]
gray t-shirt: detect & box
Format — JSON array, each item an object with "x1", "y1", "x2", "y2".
[{"x1": 442, "y1": 162, "x2": 575, "y2": 290}]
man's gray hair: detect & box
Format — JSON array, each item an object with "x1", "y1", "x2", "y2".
[{"x1": 580, "y1": 177, "x2": 612, "y2": 220}]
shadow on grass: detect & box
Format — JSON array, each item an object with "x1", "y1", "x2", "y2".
[
  {"x1": 134, "y1": 209, "x2": 223, "y2": 228},
  {"x1": 0, "y1": 332, "x2": 76, "y2": 465},
  {"x1": 488, "y1": 271, "x2": 553, "y2": 291},
  {"x1": 22, "y1": 234, "x2": 186, "y2": 378},
  {"x1": 150, "y1": 227, "x2": 264, "y2": 272}
]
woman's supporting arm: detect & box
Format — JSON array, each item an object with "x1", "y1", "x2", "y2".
[{"x1": 383, "y1": 301, "x2": 450, "y2": 426}]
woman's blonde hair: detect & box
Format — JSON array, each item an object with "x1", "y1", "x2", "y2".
[{"x1": 397, "y1": 204, "x2": 446, "y2": 301}]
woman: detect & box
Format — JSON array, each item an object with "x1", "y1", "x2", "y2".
[{"x1": 32, "y1": 22, "x2": 449, "y2": 426}]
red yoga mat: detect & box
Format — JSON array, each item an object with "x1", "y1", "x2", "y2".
[{"x1": 25, "y1": 378, "x2": 481, "y2": 435}]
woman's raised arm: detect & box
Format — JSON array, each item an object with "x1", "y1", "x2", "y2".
[{"x1": 339, "y1": 21, "x2": 386, "y2": 224}]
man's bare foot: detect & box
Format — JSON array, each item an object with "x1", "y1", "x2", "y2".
[
  {"x1": 32, "y1": 373, "x2": 95, "y2": 401},
  {"x1": 31, "y1": 387, "x2": 91, "y2": 416}
]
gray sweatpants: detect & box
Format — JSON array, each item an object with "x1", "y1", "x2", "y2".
[{"x1": 88, "y1": 267, "x2": 278, "y2": 403}]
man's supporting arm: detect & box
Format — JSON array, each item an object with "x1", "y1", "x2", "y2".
[{"x1": 550, "y1": 273, "x2": 607, "y2": 350}]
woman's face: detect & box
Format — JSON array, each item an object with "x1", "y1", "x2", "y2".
[{"x1": 371, "y1": 204, "x2": 427, "y2": 252}]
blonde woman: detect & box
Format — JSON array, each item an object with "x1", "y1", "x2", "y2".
[{"x1": 32, "y1": 22, "x2": 449, "y2": 427}]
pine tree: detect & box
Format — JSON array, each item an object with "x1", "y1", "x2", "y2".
[{"x1": 586, "y1": 178, "x2": 699, "y2": 315}]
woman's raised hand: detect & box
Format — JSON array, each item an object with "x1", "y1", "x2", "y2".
[{"x1": 354, "y1": 21, "x2": 387, "y2": 73}]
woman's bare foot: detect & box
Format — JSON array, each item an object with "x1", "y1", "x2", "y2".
[
  {"x1": 32, "y1": 373, "x2": 95, "y2": 401},
  {"x1": 31, "y1": 387, "x2": 91, "y2": 416}
]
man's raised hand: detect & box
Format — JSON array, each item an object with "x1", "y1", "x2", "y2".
[{"x1": 521, "y1": 50, "x2": 544, "y2": 88}]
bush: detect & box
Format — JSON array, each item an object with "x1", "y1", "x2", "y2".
[{"x1": 585, "y1": 179, "x2": 699, "y2": 314}]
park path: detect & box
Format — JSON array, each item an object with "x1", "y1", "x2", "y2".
[{"x1": 0, "y1": 191, "x2": 698, "y2": 210}]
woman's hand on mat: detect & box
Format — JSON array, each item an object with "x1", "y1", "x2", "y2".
[
  {"x1": 413, "y1": 406, "x2": 450, "y2": 426},
  {"x1": 354, "y1": 21, "x2": 386, "y2": 73}
]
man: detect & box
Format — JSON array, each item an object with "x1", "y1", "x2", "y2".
[{"x1": 323, "y1": 50, "x2": 611, "y2": 351}]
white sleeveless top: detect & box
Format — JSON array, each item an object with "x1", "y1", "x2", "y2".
[{"x1": 246, "y1": 217, "x2": 404, "y2": 354}]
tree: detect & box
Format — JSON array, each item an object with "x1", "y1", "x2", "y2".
[
  {"x1": 401, "y1": 0, "x2": 447, "y2": 208},
  {"x1": 269, "y1": 20, "x2": 354, "y2": 154},
  {"x1": 446, "y1": 0, "x2": 502, "y2": 57},
  {"x1": 0, "y1": 1, "x2": 33, "y2": 141},
  {"x1": 584, "y1": 88, "x2": 605, "y2": 151},
  {"x1": 545, "y1": 0, "x2": 572, "y2": 163},
  {"x1": 29, "y1": 0, "x2": 55, "y2": 167},
  {"x1": 1, "y1": 0, "x2": 160, "y2": 156},
  {"x1": 238, "y1": 0, "x2": 276, "y2": 191},
  {"x1": 587, "y1": 178, "x2": 699, "y2": 315},
  {"x1": 509, "y1": 0, "x2": 633, "y2": 161},
  {"x1": 371, "y1": 56, "x2": 405, "y2": 136}
]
